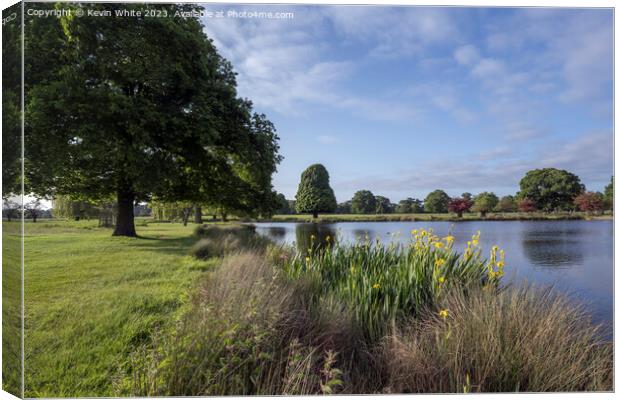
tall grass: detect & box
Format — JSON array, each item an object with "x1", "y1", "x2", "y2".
[
  {"x1": 127, "y1": 225, "x2": 612, "y2": 395},
  {"x1": 382, "y1": 285, "x2": 613, "y2": 392}
]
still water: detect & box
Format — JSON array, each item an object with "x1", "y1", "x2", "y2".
[{"x1": 254, "y1": 220, "x2": 613, "y2": 328}]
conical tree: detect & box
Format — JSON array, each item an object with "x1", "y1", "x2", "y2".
[{"x1": 295, "y1": 164, "x2": 337, "y2": 218}]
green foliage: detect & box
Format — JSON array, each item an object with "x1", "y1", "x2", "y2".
[
  {"x1": 283, "y1": 229, "x2": 502, "y2": 342},
  {"x1": 53, "y1": 195, "x2": 102, "y2": 220},
  {"x1": 518, "y1": 168, "x2": 584, "y2": 211},
  {"x1": 295, "y1": 164, "x2": 337, "y2": 218},
  {"x1": 274, "y1": 193, "x2": 292, "y2": 214},
  {"x1": 495, "y1": 195, "x2": 517, "y2": 212},
  {"x1": 604, "y1": 176, "x2": 613, "y2": 210},
  {"x1": 395, "y1": 198, "x2": 423, "y2": 214},
  {"x1": 336, "y1": 201, "x2": 352, "y2": 214},
  {"x1": 351, "y1": 190, "x2": 376, "y2": 214},
  {"x1": 471, "y1": 192, "x2": 499, "y2": 216},
  {"x1": 424, "y1": 190, "x2": 450, "y2": 213},
  {"x1": 374, "y1": 196, "x2": 393, "y2": 214},
  {"x1": 2, "y1": 4, "x2": 22, "y2": 198},
  {"x1": 24, "y1": 3, "x2": 281, "y2": 236}
]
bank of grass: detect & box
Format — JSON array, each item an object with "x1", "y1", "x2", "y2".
[
  {"x1": 22, "y1": 219, "x2": 216, "y2": 397},
  {"x1": 132, "y1": 226, "x2": 612, "y2": 394},
  {"x1": 266, "y1": 211, "x2": 612, "y2": 223}
]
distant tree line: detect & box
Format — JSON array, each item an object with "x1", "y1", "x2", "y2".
[{"x1": 278, "y1": 165, "x2": 613, "y2": 218}]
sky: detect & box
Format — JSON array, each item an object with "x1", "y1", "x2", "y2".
[{"x1": 200, "y1": 5, "x2": 614, "y2": 203}]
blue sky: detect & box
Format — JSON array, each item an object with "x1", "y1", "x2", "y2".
[{"x1": 201, "y1": 5, "x2": 613, "y2": 203}]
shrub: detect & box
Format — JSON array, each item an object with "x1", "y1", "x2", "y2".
[
  {"x1": 191, "y1": 236, "x2": 242, "y2": 259},
  {"x1": 382, "y1": 285, "x2": 612, "y2": 392},
  {"x1": 191, "y1": 224, "x2": 269, "y2": 259}
]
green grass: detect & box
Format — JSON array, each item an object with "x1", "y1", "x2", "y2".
[
  {"x1": 22, "y1": 219, "x2": 215, "y2": 397},
  {"x1": 11, "y1": 219, "x2": 613, "y2": 395},
  {"x1": 2, "y1": 220, "x2": 22, "y2": 397},
  {"x1": 265, "y1": 211, "x2": 612, "y2": 223}
]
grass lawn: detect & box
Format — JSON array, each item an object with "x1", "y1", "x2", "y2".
[
  {"x1": 2, "y1": 220, "x2": 22, "y2": 397},
  {"x1": 265, "y1": 211, "x2": 612, "y2": 223},
  {"x1": 22, "y1": 219, "x2": 213, "y2": 397}
]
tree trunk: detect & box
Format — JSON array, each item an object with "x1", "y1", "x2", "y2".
[
  {"x1": 457, "y1": 211, "x2": 463, "y2": 218},
  {"x1": 221, "y1": 212, "x2": 228, "y2": 222},
  {"x1": 113, "y1": 189, "x2": 137, "y2": 237},
  {"x1": 480, "y1": 211, "x2": 487, "y2": 218},
  {"x1": 194, "y1": 205, "x2": 203, "y2": 224},
  {"x1": 312, "y1": 211, "x2": 318, "y2": 219},
  {"x1": 182, "y1": 208, "x2": 191, "y2": 226},
  {"x1": 33, "y1": 214, "x2": 37, "y2": 223}
]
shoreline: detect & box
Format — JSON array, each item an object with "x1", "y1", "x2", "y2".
[{"x1": 255, "y1": 213, "x2": 613, "y2": 223}]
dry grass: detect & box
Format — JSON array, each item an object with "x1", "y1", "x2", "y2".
[
  {"x1": 127, "y1": 226, "x2": 612, "y2": 395},
  {"x1": 382, "y1": 285, "x2": 613, "y2": 393}
]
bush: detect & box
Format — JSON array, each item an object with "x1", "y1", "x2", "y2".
[
  {"x1": 191, "y1": 236, "x2": 242, "y2": 259},
  {"x1": 191, "y1": 224, "x2": 269, "y2": 259},
  {"x1": 382, "y1": 285, "x2": 612, "y2": 392}
]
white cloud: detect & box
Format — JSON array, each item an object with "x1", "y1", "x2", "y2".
[
  {"x1": 202, "y1": 7, "x2": 424, "y2": 120},
  {"x1": 454, "y1": 44, "x2": 479, "y2": 66},
  {"x1": 334, "y1": 130, "x2": 612, "y2": 197},
  {"x1": 327, "y1": 7, "x2": 458, "y2": 58},
  {"x1": 471, "y1": 58, "x2": 505, "y2": 79}
]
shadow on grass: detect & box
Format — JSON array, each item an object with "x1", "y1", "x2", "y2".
[{"x1": 129, "y1": 234, "x2": 199, "y2": 257}]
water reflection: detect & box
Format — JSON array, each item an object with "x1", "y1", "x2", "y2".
[
  {"x1": 295, "y1": 223, "x2": 337, "y2": 254},
  {"x1": 254, "y1": 220, "x2": 613, "y2": 329},
  {"x1": 264, "y1": 226, "x2": 287, "y2": 239},
  {"x1": 521, "y1": 234, "x2": 585, "y2": 269}
]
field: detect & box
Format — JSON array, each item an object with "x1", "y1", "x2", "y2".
[
  {"x1": 12, "y1": 218, "x2": 613, "y2": 396},
  {"x1": 265, "y1": 212, "x2": 612, "y2": 223},
  {"x1": 22, "y1": 219, "x2": 215, "y2": 397}
]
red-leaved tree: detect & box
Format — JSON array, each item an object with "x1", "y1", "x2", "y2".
[
  {"x1": 517, "y1": 198, "x2": 537, "y2": 213},
  {"x1": 448, "y1": 197, "x2": 472, "y2": 218},
  {"x1": 574, "y1": 192, "x2": 604, "y2": 215}
]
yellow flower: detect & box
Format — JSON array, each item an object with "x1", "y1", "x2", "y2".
[
  {"x1": 496, "y1": 260, "x2": 505, "y2": 268},
  {"x1": 439, "y1": 309, "x2": 449, "y2": 319},
  {"x1": 310, "y1": 234, "x2": 316, "y2": 240},
  {"x1": 435, "y1": 258, "x2": 446, "y2": 267},
  {"x1": 326, "y1": 235, "x2": 331, "y2": 242},
  {"x1": 372, "y1": 283, "x2": 380, "y2": 289},
  {"x1": 411, "y1": 229, "x2": 418, "y2": 236},
  {"x1": 438, "y1": 276, "x2": 445, "y2": 284},
  {"x1": 472, "y1": 239, "x2": 479, "y2": 247},
  {"x1": 433, "y1": 242, "x2": 444, "y2": 249},
  {"x1": 305, "y1": 256, "x2": 311, "y2": 263},
  {"x1": 444, "y1": 235, "x2": 455, "y2": 243}
]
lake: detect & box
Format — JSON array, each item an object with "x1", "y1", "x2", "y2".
[{"x1": 254, "y1": 220, "x2": 613, "y2": 331}]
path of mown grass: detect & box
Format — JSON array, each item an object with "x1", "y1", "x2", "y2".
[{"x1": 23, "y1": 219, "x2": 214, "y2": 397}]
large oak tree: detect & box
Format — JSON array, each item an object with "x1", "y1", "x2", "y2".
[{"x1": 25, "y1": 3, "x2": 280, "y2": 236}]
